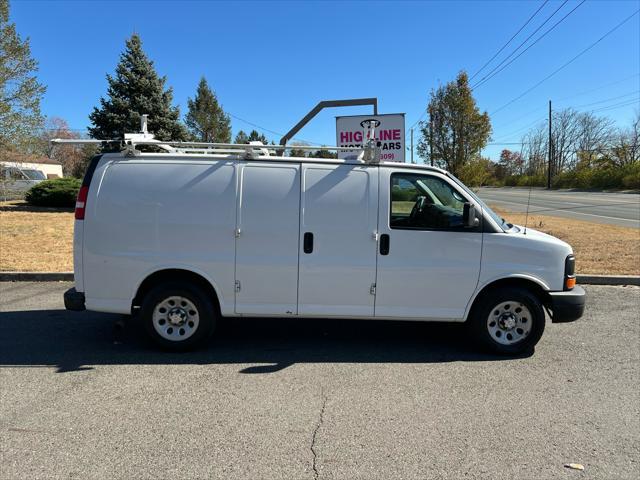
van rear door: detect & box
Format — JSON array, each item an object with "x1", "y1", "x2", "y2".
[{"x1": 297, "y1": 164, "x2": 378, "y2": 317}]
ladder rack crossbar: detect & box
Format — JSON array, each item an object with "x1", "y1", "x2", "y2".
[
  {"x1": 129, "y1": 141, "x2": 361, "y2": 151},
  {"x1": 50, "y1": 139, "x2": 361, "y2": 151}
]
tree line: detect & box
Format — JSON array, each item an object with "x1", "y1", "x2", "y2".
[
  {"x1": 1, "y1": 0, "x2": 636, "y2": 187},
  {"x1": 415, "y1": 71, "x2": 639, "y2": 189},
  {"x1": 1, "y1": 0, "x2": 301, "y2": 177}
]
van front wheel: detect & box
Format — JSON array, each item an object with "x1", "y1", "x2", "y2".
[
  {"x1": 140, "y1": 282, "x2": 216, "y2": 351},
  {"x1": 470, "y1": 287, "x2": 545, "y2": 355}
]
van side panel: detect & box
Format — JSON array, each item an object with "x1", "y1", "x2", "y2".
[{"x1": 83, "y1": 159, "x2": 236, "y2": 314}]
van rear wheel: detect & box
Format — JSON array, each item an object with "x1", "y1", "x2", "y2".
[
  {"x1": 470, "y1": 287, "x2": 545, "y2": 355},
  {"x1": 140, "y1": 282, "x2": 216, "y2": 351}
]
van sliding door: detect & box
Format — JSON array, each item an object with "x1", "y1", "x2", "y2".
[
  {"x1": 297, "y1": 164, "x2": 378, "y2": 317},
  {"x1": 235, "y1": 163, "x2": 301, "y2": 315}
]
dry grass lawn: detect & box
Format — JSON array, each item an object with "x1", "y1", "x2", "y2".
[
  {"x1": 0, "y1": 201, "x2": 638, "y2": 275},
  {"x1": 0, "y1": 202, "x2": 74, "y2": 272}
]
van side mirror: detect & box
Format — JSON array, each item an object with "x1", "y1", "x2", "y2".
[{"x1": 463, "y1": 202, "x2": 480, "y2": 228}]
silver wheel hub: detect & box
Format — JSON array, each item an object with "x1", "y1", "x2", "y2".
[
  {"x1": 487, "y1": 301, "x2": 533, "y2": 346},
  {"x1": 152, "y1": 296, "x2": 200, "y2": 341},
  {"x1": 499, "y1": 313, "x2": 517, "y2": 330},
  {"x1": 167, "y1": 307, "x2": 187, "y2": 326}
]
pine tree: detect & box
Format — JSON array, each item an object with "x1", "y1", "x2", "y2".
[
  {"x1": 310, "y1": 148, "x2": 337, "y2": 159},
  {"x1": 247, "y1": 130, "x2": 269, "y2": 144},
  {"x1": 289, "y1": 144, "x2": 307, "y2": 157},
  {"x1": 185, "y1": 77, "x2": 231, "y2": 143},
  {"x1": 234, "y1": 130, "x2": 249, "y2": 144},
  {"x1": 0, "y1": 0, "x2": 46, "y2": 152},
  {"x1": 234, "y1": 129, "x2": 269, "y2": 144},
  {"x1": 88, "y1": 34, "x2": 186, "y2": 141}
]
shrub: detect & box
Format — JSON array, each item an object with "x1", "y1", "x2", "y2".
[
  {"x1": 515, "y1": 174, "x2": 546, "y2": 187},
  {"x1": 554, "y1": 163, "x2": 639, "y2": 190},
  {"x1": 621, "y1": 162, "x2": 640, "y2": 190},
  {"x1": 25, "y1": 177, "x2": 81, "y2": 207},
  {"x1": 504, "y1": 176, "x2": 519, "y2": 186}
]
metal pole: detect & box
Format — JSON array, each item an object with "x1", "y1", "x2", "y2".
[
  {"x1": 547, "y1": 100, "x2": 552, "y2": 189},
  {"x1": 278, "y1": 98, "x2": 378, "y2": 150},
  {"x1": 410, "y1": 128, "x2": 414, "y2": 164}
]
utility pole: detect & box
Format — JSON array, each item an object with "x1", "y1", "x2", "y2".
[
  {"x1": 410, "y1": 128, "x2": 414, "y2": 164},
  {"x1": 429, "y1": 118, "x2": 434, "y2": 167},
  {"x1": 547, "y1": 100, "x2": 552, "y2": 189}
]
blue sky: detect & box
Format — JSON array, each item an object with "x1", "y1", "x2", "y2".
[{"x1": 11, "y1": 0, "x2": 640, "y2": 161}]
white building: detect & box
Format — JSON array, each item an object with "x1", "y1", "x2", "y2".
[{"x1": 0, "y1": 154, "x2": 63, "y2": 179}]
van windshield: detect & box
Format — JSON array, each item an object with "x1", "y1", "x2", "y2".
[{"x1": 446, "y1": 173, "x2": 508, "y2": 231}]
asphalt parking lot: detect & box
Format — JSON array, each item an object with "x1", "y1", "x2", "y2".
[{"x1": 1, "y1": 282, "x2": 638, "y2": 480}]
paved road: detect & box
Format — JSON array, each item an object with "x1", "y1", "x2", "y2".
[
  {"x1": 476, "y1": 188, "x2": 640, "y2": 228},
  {"x1": 1, "y1": 282, "x2": 639, "y2": 479}
]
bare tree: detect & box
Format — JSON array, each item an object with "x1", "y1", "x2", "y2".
[
  {"x1": 574, "y1": 112, "x2": 614, "y2": 167},
  {"x1": 521, "y1": 122, "x2": 547, "y2": 175},
  {"x1": 550, "y1": 109, "x2": 582, "y2": 174},
  {"x1": 38, "y1": 117, "x2": 96, "y2": 177}
]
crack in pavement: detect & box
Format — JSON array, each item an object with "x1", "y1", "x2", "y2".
[{"x1": 310, "y1": 390, "x2": 327, "y2": 480}]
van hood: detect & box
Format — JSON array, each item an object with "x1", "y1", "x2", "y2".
[{"x1": 511, "y1": 224, "x2": 572, "y2": 253}]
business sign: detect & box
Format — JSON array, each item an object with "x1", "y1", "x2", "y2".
[{"x1": 336, "y1": 113, "x2": 405, "y2": 162}]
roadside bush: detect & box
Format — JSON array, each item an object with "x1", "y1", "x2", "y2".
[
  {"x1": 25, "y1": 177, "x2": 81, "y2": 208},
  {"x1": 553, "y1": 170, "x2": 579, "y2": 189},
  {"x1": 621, "y1": 162, "x2": 640, "y2": 189},
  {"x1": 515, "y1": 174, "x2": 546, "y2": 187},
  {"x1": 503, "y1": 176, "x2": 519, "y2": 186}
]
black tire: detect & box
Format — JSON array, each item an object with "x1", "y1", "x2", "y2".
[
  {"x1": 140, "y1": 281, "x2": 216, "y2": 351},
  {"x1": 469, "y1": 287, "x2": 545, "y2": 355}
]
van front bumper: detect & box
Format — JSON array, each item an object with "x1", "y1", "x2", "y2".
[
  {"x1": 549, "y1": 286, "x2": 585, "y2": 323},
  {"x1": 64, "y1": 287, "x2": 86, "y2": 311}
]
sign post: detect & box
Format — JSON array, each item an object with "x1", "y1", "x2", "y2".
[{"x1": 336, "y1": 113, "x2": 405, "y2": 162}]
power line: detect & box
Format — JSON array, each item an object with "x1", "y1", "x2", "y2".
[
  {"x1": 493, "y1": 116, "x2": 547, "y2": 143},
  {"x1": 471, "y1": 0, "x2": 569, "y2": 89},
  {"x1": 572, "y1": 90, "x2": 640, "y2": 109},
  {"x1": 555, "y1": 72, "x2": 640, "y2": 102},
  {"x1": 227, "y1": 112, "x2": 320, "y2": 145},
  {"x1": 469, "y1": 0, "x2": 549, "y2": 81},
  {"x1": 406, "y1": 107, "x2": 428, "y2": 135},
  {"x1": 493, "y1": 93, "x2": 640, "y2": 143},
  {"x1": 472, "y1": 0, "x2": 586, "y2": 90},
  {"x1": 588, "y1": 97, "x2": 640, "y2": 113},
  {"x1": 492, "y1": 73, "x2": 640, "y2": 126},
  {"x1": 490, "y1": 9, "x2": 640, "y2": 116}
]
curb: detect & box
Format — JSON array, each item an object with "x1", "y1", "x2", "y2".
[
  {"x1": 576, "y1": 274, "x2": 640, "y2": 286},
  {"x1": 0, "y1": 272, "x2": 74, "y2": 282},
  {"x1": 1, "y1": 272, "x2": 639, "y2": 286}
]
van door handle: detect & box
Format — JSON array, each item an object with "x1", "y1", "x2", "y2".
[
  {"x1": 380, "y1": 234, "x2": 390, "y2": 255},
  {"x1": 303, "y1": 232, "x2": 314, "y2": 254}
]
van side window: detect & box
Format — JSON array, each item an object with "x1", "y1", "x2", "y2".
[{"x1": 390, "y1": 173, "x2": 467, "y2": 230}]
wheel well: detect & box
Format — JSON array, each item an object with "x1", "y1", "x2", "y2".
[
  {"x1": 468, "y1": 278, "x2": 550, "y2": 320},
  {"x1": 132, "y1": 269, "x2": 221, "y2": 315}
]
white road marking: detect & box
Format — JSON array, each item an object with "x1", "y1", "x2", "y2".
[
  {"x1": 479, "y1": 189, "x2": 640, "y2": 204},
  {"x1": 485, "y1": 198, "x2": 640, "y2": 225}
]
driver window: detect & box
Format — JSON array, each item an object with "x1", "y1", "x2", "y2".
[{"x1": 390, "y1": 173, "x2": 466, "y2": 230}]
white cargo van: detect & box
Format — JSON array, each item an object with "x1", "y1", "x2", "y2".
[{"x1": 61, "y1": 134, "x2": 585, "y2": 354}]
